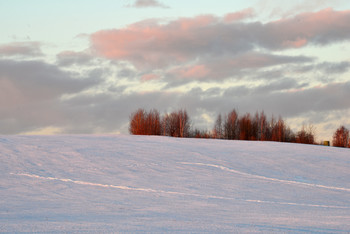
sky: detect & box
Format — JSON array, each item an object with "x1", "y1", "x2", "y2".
[{"x1": 0, "y1": 0, "x2": 350, "y2": 140}]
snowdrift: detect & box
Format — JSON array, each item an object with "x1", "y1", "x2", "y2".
[{"x1": 1, "y1": 135, "x2": 350, "y2": 233}]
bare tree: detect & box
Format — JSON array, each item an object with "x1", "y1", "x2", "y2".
[
  {"x1": 167, "y1": 112, "x2": 179, "y2": 137},
  {"x1": 332, "y1": 126, "x2": 349, "y2": 147},
  {"x1": 252, "y1": 112, "x2": 259, "y2": 141},
  {"x1": 271, "y1": 117, "x2": 286, "y2": 142},
  {"x1": 213, "y1": 114, "x2": 223, "y2": 139},
  {"x1": 193, "y1": 128, "x2": 211, "y2": 138},
  {"x1": 129, "y1": 108, "x2": 147, "y2": 135},
  {"x1": 224, "y1": 109, "x2": 238, "y2": 140},
  {"x1": 285, "y1": 126, "x2": 296, "y2": 142},
  {"x1": 147, "y1": 109, "x2": 161, "y2": 135},
  {"x1": 258, "y1": 111, "x2": 268, "y2": 141},
  {"x1": 161, "y1": 113, "x2": 169, "y2": 136},
  {"x1": 178, "y1": 109, "x2": 190, "y2": 137},
  {"x1": 296, "y1": 124, "x2": 315, "y2": 144},
  {"x1": 160, "y1": 109, "x2": 191, "y2": 137},
  {"x1": 239, "y1": 113, "x2": 253, "y2": 140}
]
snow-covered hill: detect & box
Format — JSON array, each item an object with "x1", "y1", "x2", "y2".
[{"x1": 1, "y1": 135, "x2": 350, "y2": 233}]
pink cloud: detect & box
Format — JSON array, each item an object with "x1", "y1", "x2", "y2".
[
  {"x1": 141, "y1": 73, "x2": 160, "y2": 82},
  {"x1": 282, "y1": 38, "x2": 308, "y2": 48},
  {"x1": 267, "y1": 8, "x2": 350, "y2": 49},
  {"x1": 177, "y1": 65, "x2": 211, "y2": 79},
  {"x1": 90, "y1": 8, "x2": 350, "y2": 69},
  {"x1": 174, "y1": 15, "x2": 217, "y2": 30},
  {"x1": 224, "y1": 8, "x2": 255, "y2": 22},
  {"x1": 91, "y1": 15, "x2": 218, "y2": 68}
]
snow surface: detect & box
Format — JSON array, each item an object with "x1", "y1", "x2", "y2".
[{"x1": 1, "y1": 135, "x2": 350, "y2": 233}]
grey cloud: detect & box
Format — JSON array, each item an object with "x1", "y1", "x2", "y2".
[
  {"x1": 292, "y1": 64, "x2": 315, "y2": 74},
  {"x1": 108, "y1": 85, "x2": 127, "y2": 94},
  {"x1": 202, "y1": 87, "x2": 223, "y2": 97},
  {"x1": 117, "y1": 68, "x2": 137, "y2": 79},
  {"x1": 221, "y1": 79, "x2": 300, "y2": 105},
  {"x1": 288, "y1": 61, "x2": 350, "y2": 76},
  {"x1": 0, "y1": 42, "x2": 43, "y2": 57},
  {"x1": 0, "y1": 60, "x2": 100, "y2": 101},
  {"x1": 218, "y1": 81, "x2": 350, "y2": 118},
  {"x1": 254, "y1": 78, "x2": 306, "y2": 94},
  {"x1": 1, "y1": 66, "x2": 348, "y2": 136},
  {"x1": 163, "y1": 81, "x2": 350, "y2": 126},
  {"x1": 59, "y1": 91, "x2": 179, "y2": 134},
  {"x1": 190, "y1": 81, "x2": 350, "y2": 128},
  {"x1": 127, "y1": 0, "x2": 169, "y2": 8},
  {"x1": 228, "y1": 53, "x2": 313, "y2": 68},
  {"x1": 56, "y1": 51, "x2": 93, "y2": 66},
  {"x1": 223, "y1": 86, "x2": 252, "y2": 97},
  {"x1": 162, "y1": 53, "x2": 314, "y2": 88},
  {"x1": 0, "y1": 59, "x2": 102, "y2": 134},
  {"x1": 317, "y1": 61, "x2": 350, "y2": 74},
  {"x1": 64, "y1": 83, "x2": 350, "y2": 136}
]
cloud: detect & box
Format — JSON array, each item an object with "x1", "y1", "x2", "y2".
[
  {"x1": 262, "y1": 0, "x2": 345, "y2": 19},
  {"x1": 224, "y1": 8, "x2": 255, "y2": 22},
  {"x1": 0, "y1": 42, "x2": 43, "y2": 57},
  {"x1": 91, "y1": 14, "x2": 220, "y2": 69},
  {"x1": 2, "y1": 7, "x2": 350, "y2": 140},
  {"x1": 141, "y1": 73, "x2": 160, "y2": 82},
  {"x1": 1, "y1": 56, "x2": 348, "y2": 138},
  {"x1": 285, "y1": 61, "x2": 350, "y2": 77},
  {"x1": 0, "y1": 59, "x2": 101, "y2": 134},
  {"x1": 127, "y1": 0, "x2": 169, "y2": 8},
  {"x1": 175, "y1": 65, "x2": 211, "y2": 80},
  {"x1": 56, "y1": 51, "x2": 93, "y2": 66},
  {"x1": 318, "y1": 61, "x2": 350, "y2": 74},
  {"x1": 215, "y1": 81, "x2": 350, "y2": 119},
  {"x1": 262, "y1": 8, "x2": 350, "y2": 49},
  {"x1": 58, "y1": 79, "x2": 350, "y2": 134},
  {"x1": 164, "y1": 52, "x2": 313, "y2": 86},
  {"x1": 55, "y1": 90, "x2": 180, "y2": 134},
  {"x1": 91, "y1": 8, "x2": 350, "y2": 71},
  {"x1": 0, "y1": 60, "x2": 99, "y2": 100}
]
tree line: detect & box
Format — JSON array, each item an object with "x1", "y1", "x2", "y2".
[
  {"x1": 129, "y1": 108, "x2": 349, "y2": 147},
  {"x1": 211, "y1": 110, "x2": 315, "y2": 144},
  {"x1": 129, "y1": 109, "x2": 191, "y2": 137}
]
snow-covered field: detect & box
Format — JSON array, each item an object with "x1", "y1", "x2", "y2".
[{"x1": 1, "y1": 135, "x2": 350, "y2": 233}]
